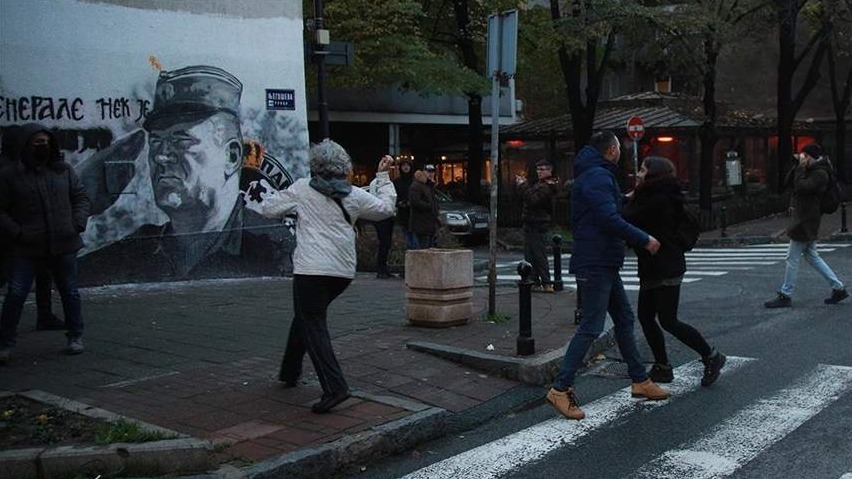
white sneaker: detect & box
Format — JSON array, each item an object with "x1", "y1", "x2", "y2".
[{"x1": 67, "y1": 338, "x2": 84, "y2": 355}]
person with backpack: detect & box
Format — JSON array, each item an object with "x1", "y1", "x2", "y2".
[
  {"x1": 546, "y1": 132, "x2": 670, "y2": 421},
  {"x1": 623, "y1": 157, "x2": 726, "y2": 386},
  {"x1": 765, "y1": 143, "x2": 848, "y2": 308}
]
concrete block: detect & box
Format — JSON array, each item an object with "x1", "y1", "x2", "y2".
[
  {"x1": 405, "y1": 249, "x2": 474, "y2": 327},
  {"x1": 122, "y1": 439, "x2": 213, "y2": 476},
  {"x1": 404, "y1": 249, "x2": 473, "y2": 290},
  {"x1": 0, "y1": 448, "x2": 41, "y2": 479},
  {"x1": 405, "y1": 300, "x2": 472, "y2": 327}
]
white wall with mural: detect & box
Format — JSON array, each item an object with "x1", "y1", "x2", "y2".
[{"x1": 0, "y1": 0, "x2": 308, "y2": 285}]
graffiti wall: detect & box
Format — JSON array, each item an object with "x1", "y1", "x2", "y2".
[{"x1": 0, "y1": 0, "x2": 308, "y2": 285}]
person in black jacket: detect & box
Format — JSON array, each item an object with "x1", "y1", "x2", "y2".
[
  {"x1": 393, "y1": 159, "x2": 415, "y2": 249},
  {"x1": 0, "y1": 127, "x2": 64, "y2": 331},
  {"x1": 0, "y1": 124, "x2": 91, "y2": 364},
  {"x1": 409, "y1": 166, "x2": 439, "y2": 249},
  {"x1": 516, "y1": 160, "x2": 559, "y2": 292},
  {"x1": 623, "y1": 156, "x2": 726, "y2": 386}
]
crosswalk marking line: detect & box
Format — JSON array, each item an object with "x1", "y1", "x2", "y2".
[
  {"x1": 631, "y1": 364, "x2": 852, "y2": 479},
  {"x1": 400, "y1": 357, "x2": 756, "y2": 479},
  {"x1": 487, "y1": 276, "x2": 703, "y2": 283}
]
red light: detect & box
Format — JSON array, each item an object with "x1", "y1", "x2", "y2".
[
  {"x1": 656, "y1": 136, "x2": 674, "y2": 143},
  {"x1": 506, "y1": 140, "x2": 525, "y2": 148}
]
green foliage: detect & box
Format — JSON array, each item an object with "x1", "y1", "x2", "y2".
[
  {"x1": 94, "y1": 419, "x2": 177, "y2": 445},
  {"x1": 312, "y1": 0, "x2": 489, "y2": 95},
  {"x1": 484, "y1": 311, "x2": 511, "y2": 323}
]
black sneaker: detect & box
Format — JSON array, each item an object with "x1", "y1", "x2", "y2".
[
  {"x1": 825, "y1": 289, "x2": 849, "y2": 305},
  {"x1": 701, "y1": 350, "x2": 726, "y2": 387},
  {"x1": 36, "y1": 314, "x2": 66, "y2": 331},
  {"x1": 648, "y1": 363, "x2": 673, "y2": 383},
  {"x1": 764, "y1": 292, "x2": 791, "y2": 308}
]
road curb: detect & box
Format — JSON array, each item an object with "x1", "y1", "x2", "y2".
[
  {"x1": 200, "y1": 407, "x2": 449, "y2": 479},
  {"x1": 405, "y1": 324, "x2": 616, "y2": 386},
  {"x1": 0, "y1": 390, "x2": 212, "y2": 479}
]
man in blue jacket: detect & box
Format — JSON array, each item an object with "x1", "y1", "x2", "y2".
[{"x1": 547, "y1": 131, "x2": 670, "y2": 420}]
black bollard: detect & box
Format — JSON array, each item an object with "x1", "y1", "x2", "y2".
[
  {"x1": 516, "y1": 261, "x2": 535, "y2": 356},
  {"x1": 842, "y1": 202, "x2": 848, "y2": 233},
  {"x1": 551, "y1": 234, "x2": 564, "y2": 292},
  {"x1": 720, "y1": 206, "x2": 728, "y2": 238}
]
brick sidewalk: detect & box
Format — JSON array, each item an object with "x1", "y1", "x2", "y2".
[{"x1": 0, "y1": 276, "x2": 576, "y2": 471}]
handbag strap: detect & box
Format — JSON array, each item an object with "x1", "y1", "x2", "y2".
[{"x1": 332, "y1": 197, "x2": 353, "y2": 226}]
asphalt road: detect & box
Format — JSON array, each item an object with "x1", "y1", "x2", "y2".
[{"x1": 350, "y1": 243, "x2": 852, "y2": 479}]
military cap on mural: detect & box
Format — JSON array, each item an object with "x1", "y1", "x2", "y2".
[{"x1": 143, "y1": 65, "x2": 243, "y2": 130}]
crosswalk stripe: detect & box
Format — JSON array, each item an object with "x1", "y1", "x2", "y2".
[
  {"x1": 400, "y1": 357, "x2": 756, "y2": 479},
  {"x1": 488, "y1": 275, "x2": 704, "y2": 283},
  {"x1": 630, "y1": 364, "x2": 852, "y2": 479}
]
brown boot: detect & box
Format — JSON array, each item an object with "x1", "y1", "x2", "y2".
[
  {"x1": 546, "y1": 387, "x2": 585, "y2": 420},
  {"x1": 631, "y1": 379, "x2": 671, "y2": 401}
]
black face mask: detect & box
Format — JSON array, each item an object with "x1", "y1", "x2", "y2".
[
  {"x1": 22, "y1": 144, "x2": 52, "y2": 168},
  {"x1": 33, "y1": 145, "x2": 52, "y2": 163}
]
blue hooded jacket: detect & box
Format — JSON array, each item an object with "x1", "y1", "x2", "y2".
[{"x1": 569, "y1": 145, "x2": 649, "y2": 273}]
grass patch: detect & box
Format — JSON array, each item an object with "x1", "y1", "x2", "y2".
[
  {"x1": 94, "y1": 419, "x2": 177, "y2": 445},
  {"x1": 484, "y1": 311, "x2": 511, "y2": 324}
]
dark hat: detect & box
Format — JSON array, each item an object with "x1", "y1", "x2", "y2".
[
  {"x1": 143, "y1": 65, "x2": 243, "y2": 130},
  {"x1": 535, "y1": 159, "x2": 553, "y2": 168},
  {"x1": 801, "y1": 143, "x2": 822, "y2": 159}
]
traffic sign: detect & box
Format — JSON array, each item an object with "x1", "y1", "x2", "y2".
[{"x1": 627, "y1": 116, "x2": 645, "y2": 140}]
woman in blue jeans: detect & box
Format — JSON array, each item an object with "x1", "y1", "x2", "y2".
[{"x1": 623, "y1": 157, "x2": 726, "y2": 386}]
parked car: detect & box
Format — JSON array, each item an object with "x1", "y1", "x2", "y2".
[{"x1": 435, "y1": 189, "x2": 490, "y2": 239}]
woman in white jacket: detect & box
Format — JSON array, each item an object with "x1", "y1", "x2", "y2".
[{"x1": 262, "y1": 139, "x2": 396, "y2": 413}]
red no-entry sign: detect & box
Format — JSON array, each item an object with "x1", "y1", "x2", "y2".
[{"x1": 627, "y1": 116, "x2": 645, "y2": 140}]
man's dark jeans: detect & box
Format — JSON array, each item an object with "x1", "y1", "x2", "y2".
[
  {"x1": 553, "y1": 268, "x2": 648, "y2": 389},
  {"x1": 1, "y1": 254, "x2": 83, "y2": 348},
  {"x1": 523, "y1": 221, "x2": 551, "y2": 285}
]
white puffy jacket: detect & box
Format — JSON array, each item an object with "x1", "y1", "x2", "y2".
[{"x1": 261, "y1": 172, "x2": 396, "y2": 278}]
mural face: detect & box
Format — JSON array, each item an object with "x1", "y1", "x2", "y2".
[{"x1": 0, "y1": 0, "x2": 308, "y2": 286}]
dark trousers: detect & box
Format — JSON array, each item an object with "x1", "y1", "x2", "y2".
[
  {"x1": 523, "y1": 222, "x2": 551, "y2": 284},
  {"x1": 279, "y1": 274, "x2": 352, "y2": 396},
  {"x1": 2, "y1": 254, "x2": 55, "y2": 320},
  {"x1": 1, "y1": 254, "x2": 83, "y2": 348},
  {"x1": 373, "y1": 218, "x2": 395, "y2": 274},
  {"x1": 637, "y1": 284, "x2": 712, "y2": 365}
]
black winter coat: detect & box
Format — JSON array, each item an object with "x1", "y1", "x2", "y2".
[
  {"x1": 786, "y1": 159, "x2": 831, "y2": 242},
  {"x1": 0, "y1": 128, "x2": 90, "y2": 257},
  {"x1": 408, "y1": 175, "x2": 439, "y2": 235},
  {"x1": 520, "y1": 178, "x2": 557, "y2": 224},
  {"x1": 622, "y1": 180, "x2": 687, "y2": 281}
]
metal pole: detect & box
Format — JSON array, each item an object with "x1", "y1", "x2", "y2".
[
  {"x1": 487, "y1": 26, "x2": 502, "y2": 318},
  {"x1": 633, "y1": 139, "x2": 639, "y2": 187},
  {"x1": 551, "y1": 234, "x2": 563, "y2": 291},
  {"x1": 315, "y1": 0, "x2": 329, "y2": 139},
  {"x1": 517, "y1": 261, "x2": 535, "y2": 356},
  {"x1": 841, "y1": 202, "x2": 848, "y2": 233},
  {"x1": 720, "y1": 206, "x2": 728, "y2": 238}
]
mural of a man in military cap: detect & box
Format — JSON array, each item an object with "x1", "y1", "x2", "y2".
[{"x1": 77, "y1": 65, "x2": 296, "y2": 283}]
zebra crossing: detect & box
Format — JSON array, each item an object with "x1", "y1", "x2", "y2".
[
  {"x1": 401, "y1": 358, "x2": 852, "y2": 479},
  {"x1": 477, "y1": 243, "x2": 851, "y2": 291}
]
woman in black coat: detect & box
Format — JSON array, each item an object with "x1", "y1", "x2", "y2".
[{"x1": 622, "y1": 157, "x2": 725, "y2": 387}]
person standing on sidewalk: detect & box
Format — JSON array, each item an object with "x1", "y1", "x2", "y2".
[
  {"x1": 261, "y1": 140, "x2": 396, "y2": 413},
  {"x1": 516, "y1": 159, "x2": 559, "y2": 293},
  {"x1": 393, "y1": 159, "x2": 416, "y2": 249},
  {"x1": 0, "y1": 124, "x2": 91, "y2": 365},
  {"x1": 764, "y1": 143, "x2": 848, "y2": 308},
  {"x1": 546, "y1": 131, "x2": 670, "y2": 420},
  {"x1": 0, "y1": 126, "x2": 65, "y2": 331},
  {"x1": 409, "y1": 165, "x2": 439, "y2": 249},
  {"x1": 623, "y1": 157, "x2": 726, "y2": 387}
]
